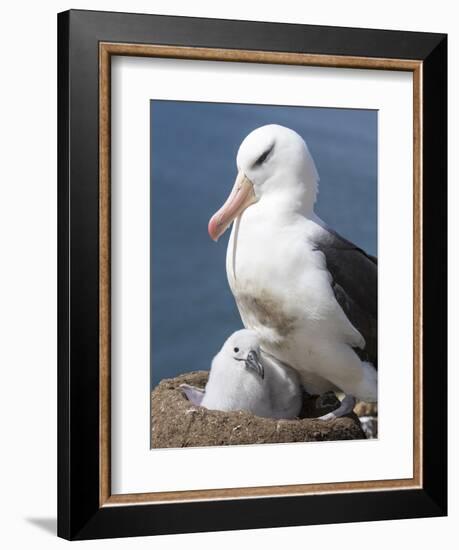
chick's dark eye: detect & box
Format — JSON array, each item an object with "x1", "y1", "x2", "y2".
[
  {"x1": 233, "y1": 347, "x2": 239, "y2": 353},
  {"x1": 254, "y1": 144, "x2": 274, "y2": 167}
]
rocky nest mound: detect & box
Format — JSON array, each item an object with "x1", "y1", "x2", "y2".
[{"x1": 151, "y1": 371, "x2": 366, "y2": 448}]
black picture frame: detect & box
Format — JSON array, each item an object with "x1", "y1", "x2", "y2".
[{"x1": 58, "y1": 9, "x2": 447, "y2": 540}]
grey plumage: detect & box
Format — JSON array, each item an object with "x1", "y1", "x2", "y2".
[{"x1": 314, "y1": 225, "x2": 377, "y2": 368}]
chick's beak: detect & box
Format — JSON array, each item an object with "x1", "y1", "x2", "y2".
[
  {"x1": 244, "y1": 350, "x2": 264, "y2": 380},
  {"x1": 208, "y1": 171, "x2": 256, "y2": 241}
]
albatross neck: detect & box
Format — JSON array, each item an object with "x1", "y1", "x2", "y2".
[{"x1": 256, "y1": 181, "x2": 317, "y2": 219}]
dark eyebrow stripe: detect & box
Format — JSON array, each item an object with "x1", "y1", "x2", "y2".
[{"x1": 253, "y1": 143, "x2": 274, "y2": 167}]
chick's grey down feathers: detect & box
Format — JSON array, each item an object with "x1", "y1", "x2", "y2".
[{"x1": 182, "y1": 329, "x2": 303, "y2": 419}]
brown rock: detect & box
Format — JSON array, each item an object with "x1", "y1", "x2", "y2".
[{"x1": 151, "y1": 371, "x2": 366, "y2": 448}]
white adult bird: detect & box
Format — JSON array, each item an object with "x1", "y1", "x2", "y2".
[
  {"x1": 181, "y1": 329, "x2": 302, "y2": 419},
  {"x1": 208, "y1": 125, "x2": 377, "y2": 419}
]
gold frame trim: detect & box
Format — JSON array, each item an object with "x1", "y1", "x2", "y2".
[{"x1": 99, "y1": 43, "x2": 423, "y2": 507}]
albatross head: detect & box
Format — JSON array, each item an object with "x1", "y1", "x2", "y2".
[
  {"x1": 219, "y1": 329, "x2": 265, "y2": 380},
  {"x1": 208, "y1": 124, "x2": 319, "y2": 241}
]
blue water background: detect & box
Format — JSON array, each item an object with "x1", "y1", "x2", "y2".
[{"x1": 150, "y1": 101, "x2": 377, "y2": 388}]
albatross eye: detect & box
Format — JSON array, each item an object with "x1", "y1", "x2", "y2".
[
  {"x1": 253, "y1": 144, "x2": 274, "y2": 167},
  {"x1": 233, "y1": 347, "x2": 239, "y2": 353}
]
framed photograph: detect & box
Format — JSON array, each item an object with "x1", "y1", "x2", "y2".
[{"x1": 58, "y1": 9, "x2": 447, "y2": 540}]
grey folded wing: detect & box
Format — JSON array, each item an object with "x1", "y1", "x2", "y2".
[{"x1": 314, "y1": 226, "x2": 377, "y2": 368}]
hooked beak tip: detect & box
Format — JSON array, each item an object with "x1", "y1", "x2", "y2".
[
  {"x1": 207, "y1": 171, "x2": 256, "y2": 242},
  {"x1": 208, "y1": 216, "x2": 220, "y2": 242}
]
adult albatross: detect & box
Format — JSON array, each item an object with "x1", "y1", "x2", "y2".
[{"x1": 208, "y1": 124, "x2": 377, "y2": 419}]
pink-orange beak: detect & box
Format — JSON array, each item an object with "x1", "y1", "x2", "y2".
[{"x1": 208, "y1": 171, "x2": 257, "y2": 241}]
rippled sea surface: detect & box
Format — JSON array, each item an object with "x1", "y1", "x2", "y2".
[{"x1": 150, "y1": 101, "x2": 377, "y2": 388}]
